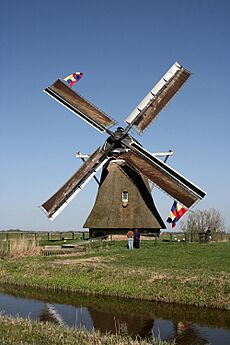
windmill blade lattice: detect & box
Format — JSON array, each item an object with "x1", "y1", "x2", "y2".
[
  {"x1": 125, "y1": 62, "x2": 191, "y2": 134},
  {"x1": 120, "y1": 141, "x2": 205, "y2": 208},
  {"x1": 44, "y1": 79, "x2": 116, "y2": 134},
  {"x1": 41, "y1": 145, "x2": 111, "y2": 219}
]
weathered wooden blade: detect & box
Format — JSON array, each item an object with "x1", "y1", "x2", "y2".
[
  {"x1": 125, "y1": 62, "x2": 191, "y2": 134},
  {"x1": 44, "y1": 79, "x2": 116, "y2": 133},
  {"x1": 120, "y1": 142, "x2": 206, "y2": 208},
  {"x1": 41, "y1": 146, "x2": 110, "y2": 219}
]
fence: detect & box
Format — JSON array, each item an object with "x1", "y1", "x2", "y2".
[
  {"x1": 0, "y1": 231, "x2": 89, "y2": 242},
  {"x1": 160, "y1": 231, "x2": 230, "y2": 243},
  {"x1": 0, "y1": 231, "x2": 91, "y2": 258},
  {"x1": 0, "y1": 231, "x2": 229, "y2": 245}
]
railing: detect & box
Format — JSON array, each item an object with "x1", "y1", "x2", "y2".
[
  {"x1": 160, "y1": 232, "x2": 230, "y2": 243},
  {"x1": 0, "y1": 231, "x2": 89, "y2": 242},
  {"x1": 0, "y1": 231, "x2": 229, "y2": 247}
]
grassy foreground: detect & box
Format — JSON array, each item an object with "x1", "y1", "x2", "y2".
[
  {"x1": 0, "y1": 241, "x2": 229, "y2": 309},
  {"x1": 0, "y1": 316, "x2": 173, "y2": 345}
]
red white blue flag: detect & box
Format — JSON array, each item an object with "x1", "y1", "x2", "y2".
[
  {"x1": 167, "y1": 201, "x2": 187, "y2": 228},
  {"x1": 63, "y1": 72, "x2": 83, "y2": 87}
]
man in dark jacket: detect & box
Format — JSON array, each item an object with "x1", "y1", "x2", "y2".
[{"x1": 133, "y1": 229, "x2": 141, "y2": 249}]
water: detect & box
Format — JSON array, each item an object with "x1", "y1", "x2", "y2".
[{"x1": 0, "y1": 285, "x2": 229, "y2": 345}]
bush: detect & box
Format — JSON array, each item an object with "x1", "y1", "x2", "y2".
[{"x1": 180, "y1": 208, "x2": 225, "y2": 234}]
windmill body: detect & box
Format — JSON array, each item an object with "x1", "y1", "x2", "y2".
[
  {"x1": 41, "y1": 62, "x2": 206, "y2": 235},
  {"x1": 84, "y1": 159, "x2": 166, "y2": 237}
]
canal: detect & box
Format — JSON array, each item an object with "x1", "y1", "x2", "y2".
[{"x1": 0, "y1": 285, "x2": 229, "y2": 344}]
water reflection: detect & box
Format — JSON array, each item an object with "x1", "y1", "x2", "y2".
[
  {"x1": 167, "y1": 321, "x2": 208, "y2": 345},
  {"x1": 39, "y1": 304, "x2": 64, "y2": 325},
  {"x1": 0, "y1": 284, "x2": 229, "y2": 345}
]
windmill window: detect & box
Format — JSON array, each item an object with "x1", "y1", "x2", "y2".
[
  {"x1": 122, "y1": 191, "x2": 129, "y2": 208},
  {"x1": 122, "y1": 191, "x2": 128, "y2": 202}
]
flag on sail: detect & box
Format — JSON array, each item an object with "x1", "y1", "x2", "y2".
[
  {"x1": 63, "y1": 72, "x2": 83, "y2": 87},
  {"x1": 167, "y1": 201, "x2": 187, "y2": 228}
]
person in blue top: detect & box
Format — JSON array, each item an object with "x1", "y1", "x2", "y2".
[{"x1": 133, "y1": 229, "x2": 141, "y2": 249}]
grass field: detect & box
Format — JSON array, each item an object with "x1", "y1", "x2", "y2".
[
  {"x1": 0, "y1": 316, "x2": 172, "y2": 345},
  {"x1": 0, "y1": 240, "x2": 229, "y2": 309}
]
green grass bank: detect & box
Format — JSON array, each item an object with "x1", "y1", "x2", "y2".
[
  {"x1": 0, "y1": 316, "x2": 172, "y2": 345},
  {"x1": 0, "y1": 241, "x2": 229, "y2": 309}
]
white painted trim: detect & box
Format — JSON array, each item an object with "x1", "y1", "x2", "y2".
[{"x1": 125, "y1": 62, "x2": 182, "y2": 125}]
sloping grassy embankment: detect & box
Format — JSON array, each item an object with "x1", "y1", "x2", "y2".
[{"x1": 0, "y1": 241, "x2": 229, "y2": 309}]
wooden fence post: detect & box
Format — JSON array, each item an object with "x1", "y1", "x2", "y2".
[{"x1": 6, "y1": 238, "x2": 10, "y2": 253}]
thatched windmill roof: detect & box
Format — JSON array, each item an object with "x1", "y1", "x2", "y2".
[{"x1": 84, "y1": 160, "x2": 166, "y2": 235}]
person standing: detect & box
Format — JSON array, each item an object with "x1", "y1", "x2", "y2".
[
  {"x1": 134, "y1": 229, "x2": 141, "y2": 248},
  {"x1": 205, "y1": 227, "x2": 212, "y2": 242},
  {"x1": 127, "y1": 229, "x2": 134, "y2": 249}
]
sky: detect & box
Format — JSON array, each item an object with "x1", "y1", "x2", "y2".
[{"x1": 1, "y1": 0, "x2": 230, "y2": 232}]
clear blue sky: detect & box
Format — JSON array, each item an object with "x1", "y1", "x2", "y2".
[{"x1": 1, "y1": 0, "x2": 229, "y2": 231}]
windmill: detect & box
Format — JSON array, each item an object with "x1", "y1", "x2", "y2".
[{"x1": 41, "y1": 62, "x2": 206, "y2": 236}]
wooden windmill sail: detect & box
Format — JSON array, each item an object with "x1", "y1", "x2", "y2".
[{"x1": 41, "y1": 62, "x2": 206, "y2": 234}]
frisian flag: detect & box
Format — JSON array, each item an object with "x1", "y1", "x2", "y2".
[
  {"x1": 63, "y1": 72, "x2": 83, "y2": 87},
  {"x1": 167, "y1": 201, "x2": 187, "y2": 228}
]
